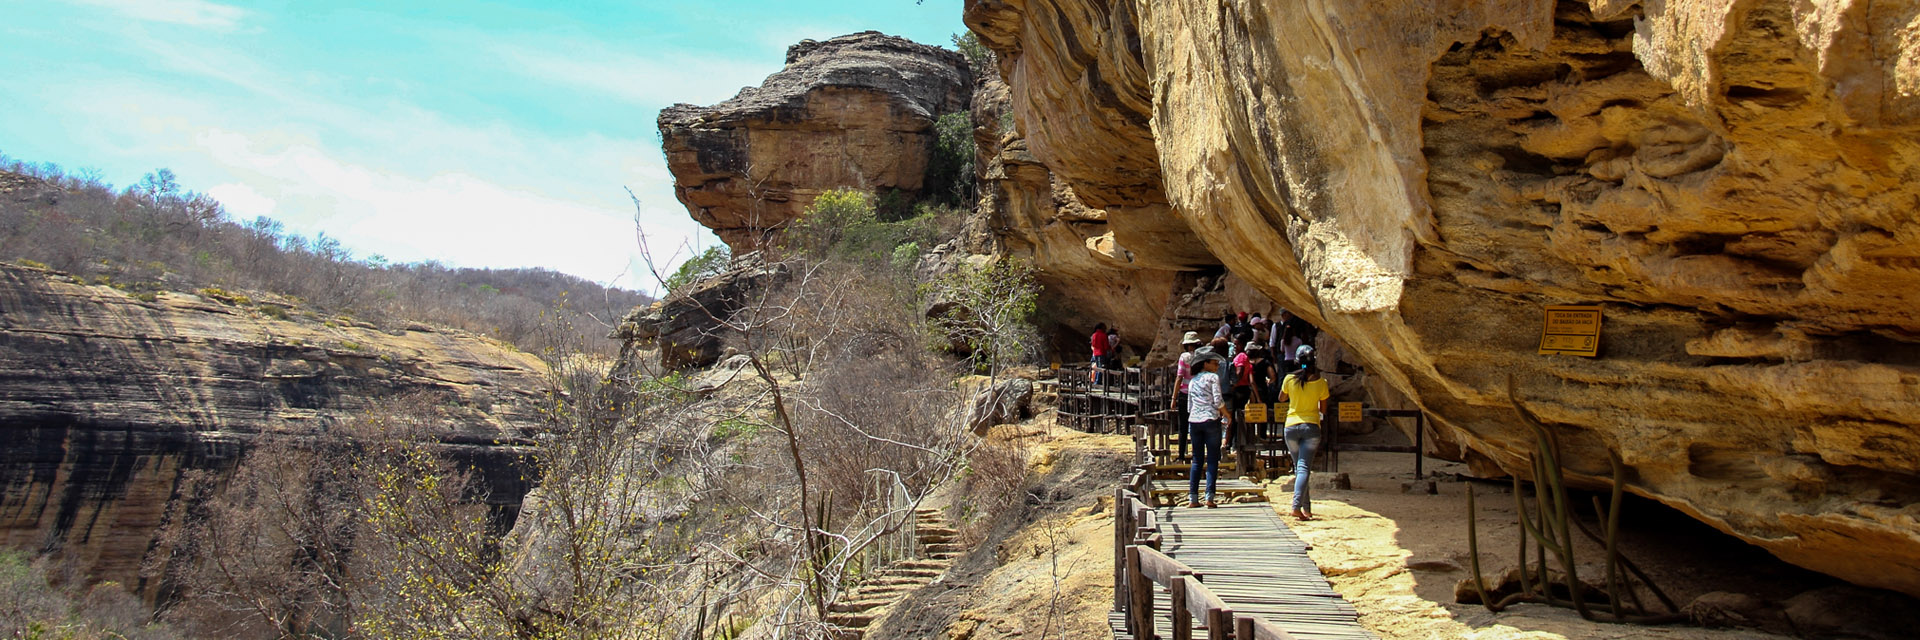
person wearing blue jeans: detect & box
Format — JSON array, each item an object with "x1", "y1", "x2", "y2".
[
  {"x1": 1278, "y1": 350, "x2": 1330, "y2": 520},
  {"x1": 1283, "y1": 423, "x2": 1321, "y2": 518},
  {"x1": 1185, "y1": 349, "x2": 1228, "y2": 507}
]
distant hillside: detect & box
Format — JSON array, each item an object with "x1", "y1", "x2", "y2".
[{"x1": 0, "y1": 157, "x2": 650, "y2": 356}]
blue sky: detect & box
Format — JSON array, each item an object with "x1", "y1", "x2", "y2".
[{"x1": 1, "y1": 0, "x2": 966, "y2": 293}]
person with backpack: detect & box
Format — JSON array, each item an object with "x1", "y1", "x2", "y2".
[
  {"x1": 1186, "y1": 348, "x2": 1229, "y2": 508},
  {"x1": 1227, "y1": 337, "x2": 1254, "y2": 450},
  {"x1": 1172, "y1": 331, "x2": 1203, "y2": 460},
  {"x1": 1089, "y1": 323, "x2": 1110, "y2": 383},
  {"x1": 1277, "y1": 348, "x2": 1331, "y2": 520}
]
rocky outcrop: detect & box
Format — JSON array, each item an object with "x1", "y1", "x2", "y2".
[
  {"x1": 659, "y1": 32, "x2": 972, "y2": 251},
  {"x1": 969, "y1": 77, "x2": 1187, "y2": 359},
  {"x1": 0, "y1": 262, "x2": 547, "y2": 596},
  {"x1": 968, "y1": 0, "x2": 1920, "y2": 596},
  {"x1": 613, "y1": 255, "x2": 786, "y2": 371}
]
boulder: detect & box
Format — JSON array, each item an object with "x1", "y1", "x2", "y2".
[
  {"x1": 658, "y1": 31, "x2": 972, "y2": 252},
  {"x1": 967, "y1": 0, "x2": 1920, "y2": 596},
  {"x1": 967, "y1": 378, "x2": 1034, "y2": 435},
  {"x1": 613, "y1": 254, "x2": 787, "y2": 371}
]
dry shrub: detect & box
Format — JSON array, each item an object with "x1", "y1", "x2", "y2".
[
  {"x1": 954, "y1": 439, "x2": 1031, "y2": 543},
  {"x1": 0, "y1": 551, "x2": 184, "y2": 640}
]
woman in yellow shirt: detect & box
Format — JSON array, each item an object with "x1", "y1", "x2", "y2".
[{"x1": 1278, "y1": 348, "x2": 1330, "y2": 520}]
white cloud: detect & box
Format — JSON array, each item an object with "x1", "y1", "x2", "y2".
[
  {"x1": 65, "y1": 0, "x2": 248, "y2": 30},
  {"x1": 205, "y1": 182, "x2": 275, "y2": 218},
  {"x1": 192, "y1": 128, "x2": 704, "y2": 291},
  {"x1": 490, "y1": 40, "x2": 772, "y2": 108}
]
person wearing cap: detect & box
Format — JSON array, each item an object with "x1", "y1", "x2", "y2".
[
  {"x1": 1278, "y1": 349, "x2": 1331, "y2": 520},
  {"x1": 1173, "y1": 331, "x2": 1204, "y2": 459},
  {"x1": 1186, "y1": 347, "x2": 1229, "y2": 507}
]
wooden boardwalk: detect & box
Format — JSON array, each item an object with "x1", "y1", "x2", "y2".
[
  {"x1": 1112, "y1": 500, "x2": 1374, "y2": 640},
  {"x1": 1156, "y1": 504, "x2": 1370, "y2": 639}
]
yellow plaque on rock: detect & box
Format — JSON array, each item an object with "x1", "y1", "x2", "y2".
[
  {"x1": 1243, "y1": 403, "x2": 1269, "y2": 423},
  {"x1": 1539, "y1": 305, "x2": 1602, "y2": 357},
  {"x1": 1338, "y1": 402, "x2": 1362, "y2": 423}
]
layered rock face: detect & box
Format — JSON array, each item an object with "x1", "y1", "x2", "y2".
[
  {"x1": 659, "y1": 31, "x2": 972, "y2": 251},
  {"x1": 0, "y1": 263, "x2": 547, "y2": 595},
  {"x1": 968, "y1": 0, "x2": 1920, "y2": 595},
  {"x1": 969, "y1": 77, "x2": 1187, "y2": 357}
]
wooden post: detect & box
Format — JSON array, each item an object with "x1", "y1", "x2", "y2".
[
  {"x1": 1414, "y1": 411, "x2": 1426, "y2": 479},
  {"x1": 1127, "y1": 545, "x2": 1152, "y2": 638},
  {"x1": 1114, "y1": 485, "x2": 1128, "y2": 611},
  {"x1": 1169, "y1": 576, "x2": 1192, "y2": 640},
  {"x1": 1236, "y1": 615, "x2": 1254, "y2": 640},
  {"x1": 1207, "y1": 607, "x2": 1234, "y2": 639}
]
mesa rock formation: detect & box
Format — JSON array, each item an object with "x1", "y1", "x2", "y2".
[
  {"x1": 966, "y1": 0, "x2": 1920, "y2": 597},
  {"x1": 0, "y1": 262, "x2": 547, "y2": 597},
  {"x1": 659, "y1": 31, "x2": 972, "y2": 251}
]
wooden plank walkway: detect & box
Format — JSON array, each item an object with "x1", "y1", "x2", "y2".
[{"x1": 1113, "y1": 503, "x2": 1374, "y2": 640}]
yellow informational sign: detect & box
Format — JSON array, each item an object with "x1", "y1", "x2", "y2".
[
  {"x1": 1050, "y1": 361, "x2": 1060, "y2": 372},
  {"x1": 1243, "y1": 402, "x2": 1269, "y2": 423},
  {"x1": 1539, "y1": 305, "x2": 1603, "y2": 357},
  {"x1": 1338, "y1": 402, "x2": 1362, "y2": 423}
]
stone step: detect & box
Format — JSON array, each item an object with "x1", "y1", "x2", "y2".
[
  {"x1": 890, "y1": 560, "x2": 949, "y2": 571},
  {"x1": 848, "y1": 584, "x2": 918, "y2": 599},
  {"x1": 830, "y1": 599, "x2": 890, "y2": 613},
  {"x1": 827, "y1": 612, "x2": 879, "y2": 628},
  {"x1": 822, "y1": 625, "x2": 863, "y2": 640},
  {"x1": 878, "y1": 567, "x2": 945, "y2": 579},
  {"x1": 917, "y1": 532, "x2": 957, "y2": 544},
  {"x1": 926, "y1": 551, "x2": 960, "y2": 561},
  {"x1": 925, "y1": 543, "x2": 964, "y2": 554},
  {"x1": 860, "y1": 576, "x2": 928, "y2": 588}
]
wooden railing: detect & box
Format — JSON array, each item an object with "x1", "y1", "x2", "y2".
[{"x1": 1113, "y1": 465, "x2": 1297, "y2": 640}]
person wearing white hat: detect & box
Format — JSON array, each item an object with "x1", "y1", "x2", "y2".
[
  {"x1": 1172, "y1": 331, "x2": 1204, "y2": 459},
  {"x1": 1186, "y1": 347, "x2": 1230, "y2": 507}
]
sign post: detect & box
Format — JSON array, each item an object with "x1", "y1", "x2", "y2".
[{"x1": 1539, "y1": 305, "x2": 1602, "y2": 356}]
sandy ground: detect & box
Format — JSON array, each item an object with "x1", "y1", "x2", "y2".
[
  {"x1": 1277, "y1": 452, "x2": 1792, "y2": 640},
  {"x1": 870, "y1": 421, "x2": 1132, "y2": 640},
  {"x1": 871, "y1": 417, "x2": 1833, "y2": 640}
]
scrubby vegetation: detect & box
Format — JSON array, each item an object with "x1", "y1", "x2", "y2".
[
  {"x1": 98, "y1": 175, "x2": 1043, "y2": 638},
  {"x1": 0, "y1": 156, "x2": 649, "y2": 356},
  {"x1": 0, "y1": 550, "x2": 184, "y2": 640}
]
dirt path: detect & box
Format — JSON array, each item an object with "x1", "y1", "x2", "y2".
[{"x1": 1276, "y1": 452, "x2": 1789, "y2": 640}]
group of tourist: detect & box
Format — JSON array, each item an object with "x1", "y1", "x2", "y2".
[
  {"x1": 1172, "y1": 310, "x2": 1329, "y2": 520},
  {"x1": 1088, "y1": 323, "x2": 1124, "y2": 383}
]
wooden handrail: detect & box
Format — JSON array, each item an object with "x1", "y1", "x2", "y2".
[
  {"x1": 1136, "y1": 545, "x2": 1189, "y2": 584},
  {"x1": 1120, "y1": 492, "x2": 1305, "y2": 640},
  {"x1": 1244, "y1": 615, "x2": 1299, "y2": 640}
]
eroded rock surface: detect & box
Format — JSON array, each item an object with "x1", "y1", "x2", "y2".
[
  {"x1": 967, "y1": 0, "x2": 1920, "y2": 595},
  {"x1": 0, "y1": 263, "x2": 546, "y2": 596},
  {"x1": 659, "y1": 31, "x2": 972, "y2": 251}
]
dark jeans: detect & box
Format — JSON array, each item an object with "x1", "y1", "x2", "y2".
[
  {"x1": 1188, "y1": 419, "x2": 1222, "y2": 503},
  {"x1": 1173, "y1": 392, "x2": 1189, "y2": 458},
  {"x1": 1226, "y1": 386, "x2": 1250, "y2": 449}
]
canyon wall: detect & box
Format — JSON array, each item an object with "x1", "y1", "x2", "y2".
[
  {"x1": 0, "y1": 262, "x2": 547, "y2": 597},
  {"x1": 659, "y1": 31, "x2": 972, "y2": 252},
  {"x1": 966, "y1": 0, "x2": 1920, "y2": 596}
]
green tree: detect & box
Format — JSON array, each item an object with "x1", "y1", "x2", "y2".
[
  {"x1": 923, "y1": 112, "x2": 976, "y2": 208},
  {"x1": 663, "y1": 245, "x2": 731, "y2": 294}
]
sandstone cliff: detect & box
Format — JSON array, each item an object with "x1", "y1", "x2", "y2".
[
  {"x1": 659, "y1": 31, "x2": 972, "y2": 251},
  {"x1": 967, "y1": 0, "x2": 1920, "y2": 596},
  {"x1": 0, "y1": 262, "x2": 548, "y2": 596}
]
